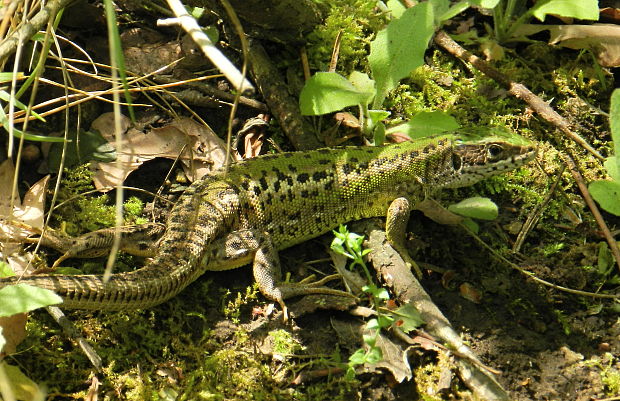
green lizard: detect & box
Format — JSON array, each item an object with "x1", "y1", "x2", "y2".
[{"x1": 0, "y1": 128, "x2": 536, "y2": 314}]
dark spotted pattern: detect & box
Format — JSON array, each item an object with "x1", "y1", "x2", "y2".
[{"x1": 2, "y1": 132, "x2": 535, "y2": 310}]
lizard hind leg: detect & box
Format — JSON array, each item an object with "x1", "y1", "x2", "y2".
[{"x1": 215, "y1": 229, "x2": 353, "y2": 319}]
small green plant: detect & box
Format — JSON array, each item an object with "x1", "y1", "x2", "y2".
[
  {"x1": 300, "y1": 1, "x2": 457, "y2": 145},
  {"x1": 300, "y1": 0, "x2": 599, "y2": 144},
  {"x1": 589, "y1": 89, "x2": 620, "y2": 217},
  {"x1": 331, "y1": 225, "x2": 424, "y2": 379},
  {"x1": 492, "y1": 0, "x2": 599, "y2": 43}
]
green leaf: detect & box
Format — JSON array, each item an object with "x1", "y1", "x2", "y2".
[
  {"x1": 366, "y1": 318, "x2": 380, "y2": 331},
  {"x1": 604, "y1": 157, "x2": 620, "y2": 181},
  {"x1": 373, "y1": 121, "x2": 386, "y2": 145},
  {"x1": 393, "y1": 303, "x2": 425, "y2": 333},
  {"x1": 447, "y1": 197, "x2": 499, "y2": 220},
  {"x1": 365, "y1": 346, "x2": 383, "y2": 364},
  {"x1": 349, "y1": 348, "x2": 367, "y2": 365},
  {"x1": 461, "y1": 217, "x2": 479, "y2": 233},
  {"x1": 589, "y1": 180, "x2": 620, "y2": 216},
  {"x1": 0, "y1": 91, "x2": 45, "y2": 121},
  {"x1": 610, "y1": 89, "x2": 620, "y2": 174},
  {"x1": 348, "y1": 71, "x2": 376, "y2": 99},
  {"x1": 377, "y1": 314, "x2": 394, "y2": 328},
  {"x1": 0, "y1": 284, "x2": 63, "y2": 317},
  {"x1": 299, "y1": 72, "x2": 374, "y2": 115},
  {"x1": 531, "y1": 0, "x2": 599, "y2": 22},
  {"x1": 1, "y1": 362, "x2": 44, "y2": 400},
  {"x1": 363, "y1": 333, "x2": 377, "y2": 347},
  {"x1": 0, "y1": 72, "x2": 26, "y2": 83},
  {"x1": 386, "y1": 111, "x2": 459, "y2": 139},
  {"x1": 597, "y1": 242, "x2": 614, "y2": 276},
  {"x1": 375, "y1": 288, "x2": 390, "y2": 301},
  {"x1": 386, "y1": 0, "x2": 407, "y2": 18},
  {"x1": 47, "y1": 129, "x2": 116, "y2": 170},
  {"x1": 470, "y1": 0, "x2": 500, "y2": 7},
  {"x1": 0, "y1": 261, "x2": 15, "y2": 278},
  {"x1": 369, "y1": 2, "x2": 435, "y2": 108},
  {"x1": 436, "y1": 0, "x2": 474, "y2": 22}
]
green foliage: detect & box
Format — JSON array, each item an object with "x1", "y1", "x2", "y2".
[
  {"x1": 306, "y1": 0, "x2": 387, "y2": 73},
  {"x1": 268, "y1": 329, "x2": 304, "y2": 355},
  {"x1": 369, "y1": 2, "x2": 435, "y2": 108},
  {"x1": 589, "y1": 89, "x2": 620, "y2": 216},
  {"x1": 331, "y1": 225, "x2": 424, "y2": 379},
  {"x1": 0, "y1": 261, "x2": 14, "y2": 278},
  {"x1": 47, "y1": 129, "x2": 116, "y2": 170},
  {"x1": 300, "y1": 1, "x2": 455, "y2": 144},
  {"x1": 300, "y1": 72, "x2": 374, "y2": 116},
  {"x1": 448, "y1": 197, "x2": 499, "y2": 220},
  {"x1": 53, "y1": 167, "x2": 148, "y2": 235},
  {"x1": 0, "y1": 284, "x2": 62, "y2": 317},
  {"x1": 493, "y1": 0, "x2": 599, "y2": 42},
  {"x1": 386, "y1": 111, "x2": 459, "y2": 139}
]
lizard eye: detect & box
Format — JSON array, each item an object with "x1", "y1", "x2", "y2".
[
  {"x1": 451, "y1": 154, "x2": 462, "y2": 171},
  {"x1": 487, "y1": 144, "x2": 504, "y2": 160}
]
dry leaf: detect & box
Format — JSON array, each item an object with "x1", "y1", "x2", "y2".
[
  {"x1": 235, "y1": 116, "x2": 269, "y2": 159},
  {"x1": 0, "y1": 160, "x2": 48, "y2": 274},
  {"x1": 91, "y1": 114, "x2": 232, "y2": 189},
  {"x1": 459, "y1": 282, "x2": 483, "y2": 304},
  {"x1": 0, "y1": 314, "x2": 27, "y2": 354},
  {"x1": 516, "y1": 24, "x2": 620, "y2": 67},
  {"x1": 370, "y1": 332, "x2": 413, "y2": 382}
]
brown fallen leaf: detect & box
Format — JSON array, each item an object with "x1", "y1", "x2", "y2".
[
  {"x1": 90, "y1": 114, "x2": 233, "y2": 189},
  {"x1": 516, "y1": 23, "x2": 620, "y2": 67},
  {"x1": 459, "y1": 282, "x2": 483, "y2": 304},
  {"x1": 0, "y1": 159, "x2": 49, "y2": 275},
  {"x1": 0, "y1": 314, "x2": 27, "y2": 355}
]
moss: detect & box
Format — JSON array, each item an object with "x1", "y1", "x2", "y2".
[
  {"x1": 51, "y1": 166, "x2": 149, "y2": 235},
  {"x1": 269, "y1": 329, "x2": 304, "y2": 355},
  {"x1": 306, "y1": 0, "x2": 388, "y2": 73}
]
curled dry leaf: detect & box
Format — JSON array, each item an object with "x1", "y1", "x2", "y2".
[
  {"x1": 0, "y1": 159, "x2": 49, "y2": 274},
  {"x1": 459, "y1": 282, "x2": 483, "y2": 304},
  {"x1": 90, "y1": 114, "x2": 233, "y2": 189},
  {"x1": 516, "y1": 24, "x2": 620, "y2": 67}
]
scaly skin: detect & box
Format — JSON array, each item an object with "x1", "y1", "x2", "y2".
[{"x1": 0, "y1": 128, "x2": 536, "y2": 311}]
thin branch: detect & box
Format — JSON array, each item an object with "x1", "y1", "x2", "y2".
[
  {"x1": 0, "y1": 0, "x2": 74, "y2": 63},
  {"x1": 434, "y1": 30, "x2": 604, "y2": 161},
  {"x1": 160, "y1": 0, "x2": 254, "y2": 94}
]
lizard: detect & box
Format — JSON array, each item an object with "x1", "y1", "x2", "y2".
[{"x1": 0, "y1": 128, "x2": 536, "y2": 314}]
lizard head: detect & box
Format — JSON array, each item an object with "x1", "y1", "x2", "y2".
[{"x1": 443, "y1": 128, "x2": 537, "y2": 188}]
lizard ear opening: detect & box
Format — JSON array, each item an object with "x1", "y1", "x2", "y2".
[{"x1": 451, "y1": 154, "x2": 462, "y2": 171}]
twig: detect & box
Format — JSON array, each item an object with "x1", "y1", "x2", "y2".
[
  {"x1": 560, "y1": 152, "x2": 620, "y2": 273},
  {"x1": 433, "y1": 30, "x2": 620, "y2": 274},
  {"x1": 513, "y1": 164, "x2": 565, "y2": 253},
  {"x1": 434, "y1": 30, "x2": 604, "y2": 161},
  {"x1": 0, "y1": 0, "x2": 74, "y2": 63},
  {"x1": 249, "y1": 40, "x2": 323, "y2": 150},
  {"x1": 359, "y1": 219, "x2": 510, "y2": 400},
  {"x1": 46, "y1": 307, "x2": 102, "y2": 372},
  {"x1": 159, "y1": 0, "x2": 254, "y2": 94}
]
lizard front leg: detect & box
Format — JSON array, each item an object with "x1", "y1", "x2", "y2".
[
  {"x1": 206, "y1": 230, "x2": 353, "y2": 318},
  {"x1": 385, "y1": 197, "x2": 423, "y2": 278}
]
